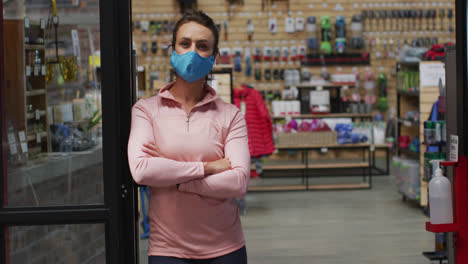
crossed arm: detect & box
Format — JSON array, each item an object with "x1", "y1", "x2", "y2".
[{"x1": 127, "y1": 100, "x2": 250, "y2": 199}]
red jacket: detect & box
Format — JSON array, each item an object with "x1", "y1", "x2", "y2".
[{"x1": 233, "y1": 85, "x2": 275, "y2": 157}]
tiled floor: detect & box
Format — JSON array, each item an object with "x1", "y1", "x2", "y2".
[{"x1": 139, "y1": 173, "x2": 434, "y2": 264}]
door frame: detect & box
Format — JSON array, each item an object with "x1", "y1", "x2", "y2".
[{"x1": 0, "y1": 0, "x2": 138, "y2": 263}]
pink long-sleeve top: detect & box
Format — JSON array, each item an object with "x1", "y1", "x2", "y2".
[{"x1": 128, "y1": 82, "x2": 250, "y2": 259}]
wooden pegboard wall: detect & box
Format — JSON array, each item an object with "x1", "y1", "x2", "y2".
[{"x1": 132, "y1": 0, "x2": 455, "y2": 103}]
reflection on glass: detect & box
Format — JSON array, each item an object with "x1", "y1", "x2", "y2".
[
  {"x1": 2, "y1": 1, "x2": 103, "y2": 206},
  {"x1": 7, "y1": 224, "x2": 105, "y2": 263}
]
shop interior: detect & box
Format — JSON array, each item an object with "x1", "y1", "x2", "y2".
[{"x1": 1, "y1": 0, "x2": 464, "y2": 263}]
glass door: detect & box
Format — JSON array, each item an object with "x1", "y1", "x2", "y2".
[{"x1": 0, "y1": 0, "x2": 138, "y2": 263}]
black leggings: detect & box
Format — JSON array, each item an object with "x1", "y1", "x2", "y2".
[{"x1": 148, "y1": 246, "x2": 247, "y2": 264}]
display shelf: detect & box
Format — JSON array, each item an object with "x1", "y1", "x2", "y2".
[
  {"x1": 261, "y1": 162, "x2": 368, "y2": 171},
  {"x1": 398, "y1": 118, "x2": 419, "y2": 127},
  {"x1": 26, "y1": 110, "x2": 46, "y2": 120},
  {"x1": 294, "y1": 83, "x2": 356, "y2": 88},
  {"x1": 422, "y1": 252, "x2": 448, "y2": 263},
  {"x1": 276, "y1": 143, "x2": 371, "y2": 150},
  {"x1": 248, "y1": 185, "x2": 307, "y2": 191},
  {"x1": 262, "y1": 164, "x2": 307, "y2": 170},
  {"x1": 27, "y1": 132, "x2": 48, "y2": 142},
  {"x1": 398, "y1": 147, "x2": 420, "y2": 159},
  {"x1": 25, "y1": 89, "x2": 46, "y2": 97},
  {"x1": 272, "y1": 113, "x2": 373, "y2": 119},
  {"x1": 425, "y1": 222, "x2": 459, "y2": 233},
  {"x1": 24, "y1": 44, "x2": 45, "y2": 50},
  {"x1": 397, "y1": 90, "x2": 420, "y2": 98}
]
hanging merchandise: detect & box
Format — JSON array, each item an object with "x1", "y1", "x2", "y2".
[
  {"x1": 156, "y1": 21, "x2": 163, "y2": 35},
  {"x1": 381, "y1": 10, "x2": 387, "y2": 31},
  {"x1": 290, "y1": 46, "x2": 298, "y2": 61},
  {"x1": 448, "y1": 9, "x2": 454, "y2": 32},
  {"x1": 254, "y1": 68, "x2": 261, "y2": 81},
  {"x1": 141, "y1": 20, "x2": 149, "y2": 32},
  {"x1": 320, "y1": 16, "x2": 332, "y2": 55},
  {"x1": 306, "y1": 16, "x2": 319, "y2": 53},
  {"x1": 279, "y1": 69, "x2": 285, "y2": 80},
  {"x1": 233, "y1": 85, "x2": 275, "y2": 157},
  {"x1": 285, "y1": 16, "x2": 295, "y2": 33},
  {"x1": 350, "y1": 14, "x2": 364, "y2": 50},
  {"x1": 223, "y1": 20, "x2": 229, "y2": 41},
  {"x1": 177, "y1": 0, "x2": 197, "y2": 14},
  {"x1": 281, "y1": 46, "x2": 289, "y2": 61},
  {"x1": 335, "y1": 15, "x2": 346, "y2": 53},
  {"x1": 234, "y1": 53, "x2": 242, "y2": 73},
  {"x1": 216, "y1": 20, "x2": 221, "y2": 33},
  {"x1": 170, "y1": 20, "x2": 175, "y2": 32},
  {"x1": 361, "y1": 10, "x2": 367, "y2": 32},
  {"x1": 273, "y1": 69, "x2": 280, "y2": 80},
  {"x1": 264, "y1": 46, "x2": 272, "y2": 61},
  {"x1": 377, "y1": 72, "x2": 388, "y2": 112},
  {"x1": 151, "y1": 41, "x2": 158, "y2": 54},
  {"x1": 247, "y1": 19, "x2": 254, "y2": 41},
  {"x1": 141, "y1": 42, "x2": 148, "y2": 55},
  {"x1": 219, "y1": 47, "x2": 231, "y2": 64},
  {"x1": 244, "y1": 47, "x2": 252, "y2": 77},
  {"x1": 253, "y1": 47, "x2": 262, "y2": 62},
  {"x1": 363, "y1": 71, "x2": 376, "y2": 111},
  {"x1": 273, "y1": 47, "x2": 280, "y2": 61},
  {"x1": 268, "y1": 18, "x2": 277, "y2": 34},
  {"x1": 297, "y1": 45, "x2": 306, "y2": 61},
  {"x1": 295, "y1": 17, "x2": 305, "y2": 32},
  {"x1": 264, "y1": 69, "x2": 271, "y2": 81},
  {"x1": 163, "y1": 20, "x2": 169, "y2": 33}
]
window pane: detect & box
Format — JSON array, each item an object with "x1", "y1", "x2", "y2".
[
  {"x1": 2, "y1": 0, "x2": 103, "y2": 206},
  {"x1": 7, "y1": 224, "x2": 106, "y2": 263}
]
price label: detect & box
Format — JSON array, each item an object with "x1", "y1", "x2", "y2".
[
  {"x1": 10, "y1": 144, "x2": 18, "y2": 155},
  {"x1": 35, "y1": 109, "x2": 40, "y2": 120},
  {"x1": 40, "y1": 19, "x2": 46, "y2": 29},
  {"x1": 370, "y1": 145, "x2": 375, "y2": 152},
  {"x1": 34, "y1": 66, "x2": 39, "y2": 76},
  {"x1": 26, "y1": 66, "x2": 31, "y2": 76},
  {"x1": 18, "y1": 131, "x2": 26, "y2": 142},
  {"x1": 320, "y1": 148, "x2": 328, "y2": 153},
  {"x1": 24, "y1": 17, "x2": 30, "y2": 28},
  {"x1": 450, "y1": 135, "x2": 459, "y2": 162},
  {"x1": 41, "y1": 65, "x2": 46, "y2": 76},
  {"x1": 36, "y1": 133, "x2": 41, "y2": 143},
  {"x1": 21, "y1": 142, "x2": 28, "y2": 153}
]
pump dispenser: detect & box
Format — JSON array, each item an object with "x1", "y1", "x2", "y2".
[{"x1": 429, "y1": 160, "x2": 454, "y2": 224}]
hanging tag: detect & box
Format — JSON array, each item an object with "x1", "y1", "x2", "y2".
[
  {"x1": 34, "y1": 66, "x2": 39, "y2": 76},
  {"x1": 18, "y1": 131, "x2": 26, "y2": 142},
  {"x1": 26, "y1": 66, "x2": 32, "y2": 76},
  {"x1": 36, "y1": 133, "x2": 41, "y2": 143},
  {"x1": 24, "y1": 17, "x2": 30, "y2": 28},
  {"x1": 370, "y1": 145, "x2": 375, "y2": 152},
  {"x1": 240, "y1": 101, "x2": 247, "y2": 116},
  {"x1": 41, "y1": 65, "x2": 46, "y2": 76},
  {"x1": 10, "y1": 144, "x2": 18, "y2": 155},
  {"x1": 320, "y1": 147, "x2": 328, "y2": 153},
  {"x1": 450, "y1": 135, "x2": 459, "y2": 162},
  {"x1": 21, "y1": 142, "x2": 28, "y2": 153},
  {"x1": 40, "y1": 18, "x2": 46, "y2": 29},
  {"x1": 8, "y1": 133, "x2": 16, "y2": 144},
  {"x1": 35, "y1": 109, "x2": 41, "y2": 120}
]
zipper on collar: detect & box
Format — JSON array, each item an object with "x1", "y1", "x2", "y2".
[{"x1": 186, "y1": 113, "x2": 190, "y2": 132}]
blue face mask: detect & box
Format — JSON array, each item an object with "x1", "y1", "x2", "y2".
[{"x1": 170, "y1": 51, "x2": 215, "y2": 83}]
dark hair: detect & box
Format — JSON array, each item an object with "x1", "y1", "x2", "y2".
[
  {"x1": 170, "y1": 10, "x2": 219, "y2": 82},
  {"x1": 171, "y1": 9, "x2": 219, "y2": 57}
]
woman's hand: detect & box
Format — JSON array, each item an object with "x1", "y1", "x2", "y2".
[
  {"x1": 142, "y1": 142, "x2": 161, "y2": 157},
  {"x1": 203, "y1": 158, "x2": 231, "y2": 175}
]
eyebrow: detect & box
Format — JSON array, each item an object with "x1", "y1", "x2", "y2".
[{"x1": 180, "y1": 37, "x2": 209, "y2": 43}]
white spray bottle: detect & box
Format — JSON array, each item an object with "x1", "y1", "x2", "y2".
[{"x1": 429, "y1": 160, "x2": 454, "y2": 224}]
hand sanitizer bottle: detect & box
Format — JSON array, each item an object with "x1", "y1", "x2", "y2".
[{"x1": 429, "y1": 160, "x2": 453, "y2": 224}]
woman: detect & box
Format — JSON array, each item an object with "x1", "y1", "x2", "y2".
[{"x1": 127, "y1": 10, "x2": 250, "y2": 264}]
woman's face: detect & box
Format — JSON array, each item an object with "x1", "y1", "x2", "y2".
[{"x1": 174, "y1": 21, "x2": 215, "y2": 58}]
